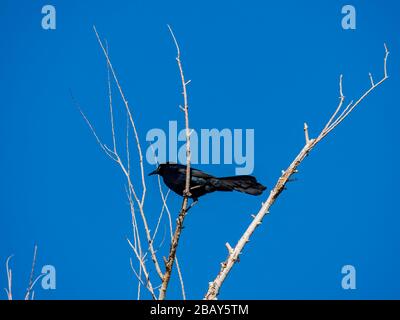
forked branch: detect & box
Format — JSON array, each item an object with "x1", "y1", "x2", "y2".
[
  {"x1": 82, "y1": 26, "x2": 190, "y2": 300},
  {"x1": 4, "y1": 245, "x2": 44, "y2": 300},
  {"x1": 205, "y1": 44, "x2": 390, "y2": 300},
  {"x1": 78, "y1": 27, "x2": 167, "y2": 299}
]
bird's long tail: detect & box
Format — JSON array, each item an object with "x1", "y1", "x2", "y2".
[{"x1": 213, "y1": 175, "x2": 266, "y2": 196}]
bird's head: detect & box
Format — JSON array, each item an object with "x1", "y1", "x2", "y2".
[
  {"x1": 148, "y1": 165, "x2": 161, "y2": 176},
  {"x1": 148, "y1": 163, "x2": 172, "y2": 176}
]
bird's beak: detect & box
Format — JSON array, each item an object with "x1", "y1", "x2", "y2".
[{"x1": 148, "y1": 169, "x2": 158, "y2": 176}]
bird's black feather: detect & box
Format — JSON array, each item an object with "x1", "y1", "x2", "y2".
[{"x1": 149, "y1": 163, "x2": 266, "y2": 201}]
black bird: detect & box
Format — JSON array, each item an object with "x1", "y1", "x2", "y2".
[{"x1": 149, "y1": 163, "x2": 266, "y2": 201}]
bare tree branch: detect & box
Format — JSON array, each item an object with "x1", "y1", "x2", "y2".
[
  {"x1": 4, "y1": 246, "x2": 45, "y2": 300},
  {"x1": 129, "y1": 258, "x2": 143, "y2": 300},
  {"x1": 158, "y1": 25, "x2": 192, "y2": 300},
  {"x1": 93, "y1": 27, "x2": 147, "y2": 206},
  {"x1": 151, "y1": 188, "x2": 170, "y2": 245},
  {"x1": 85, "y1": 25, "x2": 192, "y2": 300},
  {"x1": 127, "y1": 238, "x2": 157, "y2": 300},
  {"x1": 80, "y1": 27, "x2": 165, "y2": 286},
  {"x1": 149, "y1": 139, "x2": 187, "y2": 299},
  {"x1": 24, "y1": 244, "x2": 38, "y2": 300},
  {"x1": 4, "y1": 255, "x2": 13, "y2": 300},
  {"x1": 158, "y1": 176, "x2": 187, "y2": 300},
  {"x1": 205, "y1": 44, "x2": 390, "y2": 300}
]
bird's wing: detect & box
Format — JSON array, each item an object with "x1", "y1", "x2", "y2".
[
  {"x1": 191, "y1": 168, "x2": 215, "y2": 178},
  {"x1": 175, "y1": 165, "x2": 215, "y2": 178}
]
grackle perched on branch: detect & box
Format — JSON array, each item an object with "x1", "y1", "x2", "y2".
[{"x1": 149, "y1": 163, "x2": 266, "y2": 201}]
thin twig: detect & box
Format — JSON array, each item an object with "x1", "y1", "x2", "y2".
[
  {"x1": 175, "y1": 258, "x2": 186, "y2": 300},
  {"x1": 106, "y1": 41, "x2": 117, "y2": 153},
  {"x1": 321, "y1": 44, "x2": 389, "y2": 139},
  {"x1": 127, "y1": 238, "x2": 157, "y2": 300},
  {"x1": 74, "y1": 95, "x2": 118, "y2": 162},
  {"x1": 93, "y1": 26, "x2": 147, "y2": 207},
  {"x1": 130, "y1": 258, "x2": 144, "y2": 300},
  {"x1": 26, "y1": 274, "x2": 46, "y2": 299},
  {"x1": 4, "y1": 255, "x2": 13, "y2": 300},
  {"x1": 304, "y1": 123, "x2": 310, "y2": 144},
  {"x1": 24, "y1": 244, "x2": 38, "y2": 300},
  {"x1": 126, "y1": 187, "x2": 144, "y2": 299},
  {"x1": 323, "y1": 74, "x2": 345, "y2": 131},
  {"x1": 82, "y1": 27, "x2": 164, "y2": 283},
  {"x1": 369, "y1": 73, "x2": 375, "y2": 87},
  {"x1": 95, "y1": 26, "x2": 163, "y2": 280},
  {"x1": 151, "y1": 188, "x2": 170, "y2": 245}
]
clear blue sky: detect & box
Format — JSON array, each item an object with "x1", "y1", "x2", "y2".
[{"x1": 0, "y1": 0, "x2": 399, "y2": 299}]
